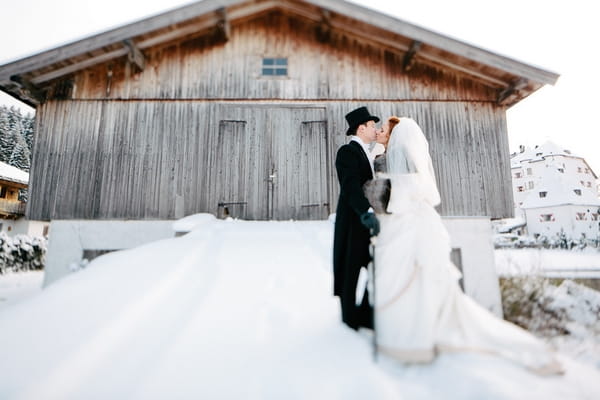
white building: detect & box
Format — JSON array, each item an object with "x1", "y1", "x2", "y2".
[{"x1": 510, "y1": 141, "x2": 600, "y2": 240}]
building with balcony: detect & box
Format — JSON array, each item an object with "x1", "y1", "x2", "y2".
[{"x1": 0, "y1": 161, "x2": 47, "y2": 236}]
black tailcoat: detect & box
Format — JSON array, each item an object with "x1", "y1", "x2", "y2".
[{"x1": 333, "y1": 140, "x2": 373, "y2": 330}]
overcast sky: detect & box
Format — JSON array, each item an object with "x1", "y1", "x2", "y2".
[{"x1": 1, "y1": 0, "x2": 598, "y2": 173}]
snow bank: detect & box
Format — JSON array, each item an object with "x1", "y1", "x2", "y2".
[{"x1": 0, "y1": 219, "x2": 599, "y2": 399}]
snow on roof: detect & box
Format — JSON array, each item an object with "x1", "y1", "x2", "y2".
[
  {"x1": 511, "y1": 141, "x2": 575, "y2": 168},
  {"x1": 495, "y1": 217, "x2": 527, "y2": 233},
  {"x1": 0, "y1": 161, "x2": 28, "y2": 185}
]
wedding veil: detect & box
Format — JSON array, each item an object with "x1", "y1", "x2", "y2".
[{"x1": 385, "y1": 117, "x2": 441, "y2": 209}]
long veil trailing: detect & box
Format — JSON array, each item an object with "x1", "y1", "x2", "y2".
[{"x1": 374, "y1": 117, "x2": 563, "y2": 375}]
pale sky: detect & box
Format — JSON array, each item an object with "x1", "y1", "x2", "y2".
[{"x1": 1, "y1": 0, "x2": 598, "y2": 173}]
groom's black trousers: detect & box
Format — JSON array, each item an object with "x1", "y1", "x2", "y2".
[{"x1": 333, "y1": 140, "x2": 374, "y2": 330}]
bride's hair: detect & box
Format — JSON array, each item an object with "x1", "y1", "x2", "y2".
[{"x1": 387, "y1": 116, "x2": 401, "y2": 134}]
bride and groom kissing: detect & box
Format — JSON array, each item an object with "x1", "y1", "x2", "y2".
[{"x1": 332, "y1": 106, "x2": 563, "y2": 375}]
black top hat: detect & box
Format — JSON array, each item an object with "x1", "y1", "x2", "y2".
[{"x1": 345, "y1": 106, "x2": 380, "y2": 136}]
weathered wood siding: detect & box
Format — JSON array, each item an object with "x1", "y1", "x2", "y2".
[
  {"x1": 28, "y1": 99, "x2": 512, "y2": 220},
  {"x1": 27, "y1": 11, "x2": 513, "y2": 221},
  {"x1": 71, "y1": 12, "x2": 496, "y2": 102},
  {"x1": 327, "y1": 101, "x2": 513, "y2": 218}
]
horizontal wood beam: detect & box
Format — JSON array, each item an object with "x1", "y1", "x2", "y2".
[
  {"x1": 306, "y1": 0, "x2": 559, "y2": 85},
  {"x1": 31, "y1": 48, "x2": 128, "y2": 84},
  {"x1": 327, "y1": 19, "x2": 510, "y2": 88},
  {"x1": 0, "y1": 0, "x2": 243, "y2": 81},
  {"x1": 30, "y1": 1, "x2": 280, "y2": 84},
  {"x1": 2, "y1": 0, "x2": 556, "y2": 104}
]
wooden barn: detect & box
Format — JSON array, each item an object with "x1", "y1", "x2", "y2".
[{"x1": 0, "y1": 0, "x2": 558, "y2": 309}]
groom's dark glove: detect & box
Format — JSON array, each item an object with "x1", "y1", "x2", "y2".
[{"x1": 360, "y1": 211, "x2": 380, "y2": 237}]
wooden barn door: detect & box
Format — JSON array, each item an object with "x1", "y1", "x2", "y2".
[
  {"x1": 268, "y1": 107, "x2": 329, "y2": 220},
  {"x1": 212, "y1": 105, "x2": 328, "y2": 220},
  {"x1": 210, "y1": 106, "x2": 267, "y2": 219}
]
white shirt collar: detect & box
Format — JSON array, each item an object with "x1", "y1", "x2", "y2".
[{"x1": 351, "y1": 136, "x2": 375, "y2": 174}]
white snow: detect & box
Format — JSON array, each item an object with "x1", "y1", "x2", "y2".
[
  {"x1": 1, "y1": 217, "x2": 600, "y2": 399},
  {"x1": 0, "y1": 160, "x2": 28, "y2": 185},
  {"x1": 495, "y1": 248, "x2": 600, "y2": 278},
  {"x1": 0, "y1": 270, "x2": 43, "y2": 307}
]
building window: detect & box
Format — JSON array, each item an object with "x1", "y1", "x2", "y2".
[
  {"x1": 574, "y1": 189, "x2": 582, "y2": 196},
  {"x1": 262, "y1": 57, "x2": 288, "y2": 76},
  {"x1": 540, "y1": 214, "x2": 554, "y2": 222},
  {"x1": 528, "y1": 181, "x2": 534, "y2": 189},
  {"x1": 580, "y1": 181, "x2": 585, "y2": 186},
  {"x1": 557, "y1": 168, "x2": 564, "y2": 173},
  {"x1": 576, "y1": 212, "x2": 587, "y2": 221},
  {"x1": 517, "y1": 186, "x2": 524, "y2": 192},
  {"x1": 514, "y1": 172, "x2": 522, "y2": 179},
  {"x1": 578, "y1": 167, "x2": 582, "y2": 173},
  {"x1": 587, "y1": 182, "x2": 592, "y2": 187},
  {"x1": 592, "y1": 213, "x2": 599, "y2": 221},
  {"x1": 526, "y1": 168, "x2": 532, "y2": 175},
  {"x1": 0, "y1": 187, "x2": 6, "y2": 198},
  {"x1": 539, "y1": 191, "x2": 547, "y2": 198},
  {"x1": 585, "y1": 168, "x2": 590, "y2": 174}
]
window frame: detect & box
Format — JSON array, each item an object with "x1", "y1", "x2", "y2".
[{"x1": 261, "y1": 57, "x2": 289, "y2": 77}]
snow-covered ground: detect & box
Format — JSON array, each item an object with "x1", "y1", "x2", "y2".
[
  {"x1": 1, "y1": 216, "x2": 600, "y2": 399},
  {"x1": 0, "y1": 269, "x2": 43, "y2": 307},
  {"x1": 495, "y1": 248, "x2": 600, "y2": 278}
]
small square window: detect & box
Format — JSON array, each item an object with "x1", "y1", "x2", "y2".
[
  {"x1": 540, "y1": 214, "x2": 553, "y2": 222},
  {"x1": 574, "y1": 189, "x2": 582, "y2": 196},
  {"x1": 539, "y1": 191, "x2": 547, "y2": 198},
  {"x1": 262, "y1": 57, "x2": 288, "y2": 76}
]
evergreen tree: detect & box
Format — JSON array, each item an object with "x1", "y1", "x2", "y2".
[
  {"x1": 0, "y1": 104, "x2": 34, "y2": 170},
  {"x1": 9, "y1": 139, "x2": 31, "y2": 171},
  {"x1": 0, "y1": 106, "x2": 13, "y2": 163},
  {"x1": 22, "y1": 113, "x2": 35, "y2": 153}
]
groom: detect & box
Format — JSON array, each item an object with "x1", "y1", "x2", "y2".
[{"x1": 333, "y1": 106, "x2": 380, "y2": 330}]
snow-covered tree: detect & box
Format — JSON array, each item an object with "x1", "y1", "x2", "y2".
[{"x1": 0, "y1": 105, "x2": 34, "y2": 171}]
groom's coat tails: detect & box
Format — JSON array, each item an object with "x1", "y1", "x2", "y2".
[{"x1": 333, "y1": 140, "x2": 374, "y2": 330}]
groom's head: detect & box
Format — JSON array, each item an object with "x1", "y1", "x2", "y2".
[{"x1": 345, "y1": 106, "x2": 379, "y2": 143}]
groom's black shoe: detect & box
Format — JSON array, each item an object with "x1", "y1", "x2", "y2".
[{"x1": 342, "y1": 297, "x2": 373, "y2": 330}]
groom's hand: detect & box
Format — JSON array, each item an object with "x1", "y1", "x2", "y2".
[{"x1": 360, "y1": 211, "x2": 380, "y2": 236}]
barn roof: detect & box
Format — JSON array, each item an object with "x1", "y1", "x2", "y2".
[{"x1": 0, "y1": 0, "x2": 559, "y2": 107}]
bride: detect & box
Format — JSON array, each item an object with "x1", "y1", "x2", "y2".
[{"x1": 367, "y1": 117, "x2": 563, "y2": 375}]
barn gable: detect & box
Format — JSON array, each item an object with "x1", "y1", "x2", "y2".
[{"x1": 0, "y1": 0, "x2": 557, "y2": 107}]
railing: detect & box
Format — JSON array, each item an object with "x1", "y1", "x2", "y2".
[{"x1": 0, "y1": 199, "x2": 26, "y2": 216}]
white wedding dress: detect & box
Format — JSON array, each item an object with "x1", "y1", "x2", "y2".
[{"x1": 373, "y1": 118, "x2": 563, "y2": 375}]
